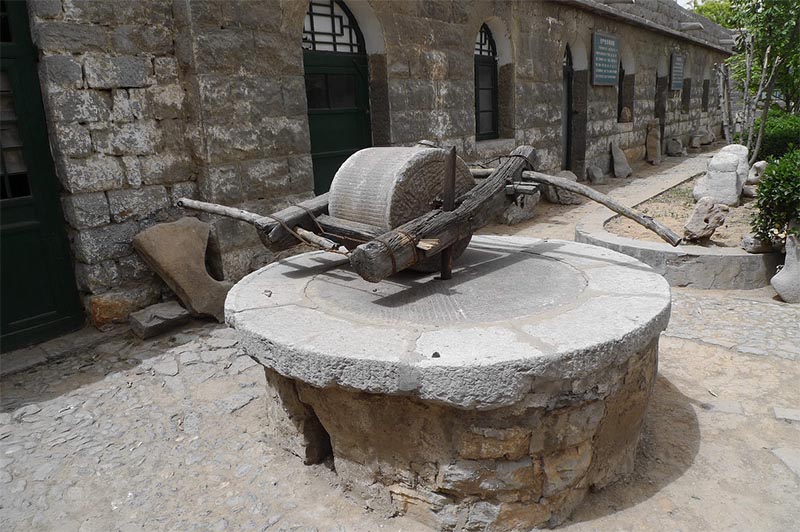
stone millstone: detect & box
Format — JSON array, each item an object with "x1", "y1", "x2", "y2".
[
  {"x1": 328, "y1": 146, "x2": 475, "y2": 271},
  {"x1": 683, "y1": 197, "x2": 729, "y2": 241},
  {"x1": 227, "y1": 236, "x2": 671, "y2": 531},
  {"x1": 133, "y1": 217, "x2": 233, "y2": 322}
]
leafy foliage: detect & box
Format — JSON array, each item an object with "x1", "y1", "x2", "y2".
[
  {"x1": 751, "y1": 149, "x2": 800, "y2": 241},
  {"x1": 691, "y1": 0, "x2": 737, "y2": 28},
  {"x1": 755, "y1": 110, "x2": 800, "y2": 160}
]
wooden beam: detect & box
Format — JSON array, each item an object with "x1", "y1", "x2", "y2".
[
  {"x1": 261, "y1": 193, "x2": 330, "y2": 251},
  {"x1": 349, "y1": 146, "x2": 536, "y2": 282}
]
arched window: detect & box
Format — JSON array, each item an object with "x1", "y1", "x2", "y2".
[
  {"x1": 474, "y1": 24, "x2": 498, "y2": 140},
  {"x1": 302, "y1": 0, "x2": 365, "y2": 54}
]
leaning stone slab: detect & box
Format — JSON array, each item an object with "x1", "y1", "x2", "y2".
[
  {"x1": 542, "y1": 170, "x2": 581, "y2": 204},
  {"x1": 129, "y1": 301, "x2": 191, "y2": 339},
  {"x1": 646, "y1": 120, "x2": 661, "y2": 165},
  {"x1": 666, "y1": 138, "x2": 683, "y2": 156},
  {"x1": 771, "y1": 234, "x2": 800, "y2": 303},
  {"x1": 683, "y1": 197, "x2": 728, "y2": 241},
  {"x1": 611, "y1": 142, "x2": 632, "y2": 178},
  {"x1": 133, "y1": 217, "x2": 233, "y2": 322},
  {"x1": 586, "y1": 165, "x2": 606, "y2": 184}
]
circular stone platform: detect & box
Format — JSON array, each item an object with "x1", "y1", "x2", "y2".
[{"x1": 226, "y1": 236, "x2": 671, "y2": 530}]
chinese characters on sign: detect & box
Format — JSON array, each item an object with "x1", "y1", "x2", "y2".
[
  {"x1": 670, "y1": 53, "x2": 685, "y2": 90},
  {"x1": 592, "y1": 31, "x2": 619, "y2": 86}
]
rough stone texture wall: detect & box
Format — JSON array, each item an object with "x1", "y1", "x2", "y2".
[
  {"x1": 265, "y1": 338, "x2": 659, "y2": 530},
  {"x1": 29, "y1": 0, "x2": 730, "y2": 324},
  {"x1": 29, "y1": 0, "x2": 196, "y2": 325}
]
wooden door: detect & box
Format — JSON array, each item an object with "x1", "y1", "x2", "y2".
[
  {"x1": 1, "y1": 1, "x2": 83, "y2": 352},
  {"x1": 304, "y1": 51, "x2": 372, "y2": 195}
]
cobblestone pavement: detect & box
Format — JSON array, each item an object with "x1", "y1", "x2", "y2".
[
  {"x1": 667, "y1": 287, "x2": 800, "y2": 360},
  {"x1": 2, "y1": 151, "x2": 798, "y2": 531}
]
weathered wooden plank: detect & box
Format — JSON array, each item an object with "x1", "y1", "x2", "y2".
[
  {"x1": 314, "y1": 214, "x2": 384, "y2": 248},
  {"x1": 349, "y1": 146, "x2": 536, "y2": 282},
  {"x1": 262, "y1": 193, "x2": 330, "y2": 250}
]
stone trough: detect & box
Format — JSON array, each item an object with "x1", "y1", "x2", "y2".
[{"x1": 226, "y1": 236, "x2": 671, "y2": 530}]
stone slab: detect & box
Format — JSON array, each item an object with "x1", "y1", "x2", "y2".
[
  {"x1": 773, "y1": 407, "x2": 800, "y2": 422},
  {"x1": 227, "y1": 236, "x2": 671, "y2": 409},
  {"x1": 129, "y1": 301, "x2": 191, "y2": 339}
]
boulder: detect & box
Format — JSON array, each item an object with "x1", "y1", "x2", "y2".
[
  {"x1": 666, "y1": 138, "x2": 683, "y2": 156},
  {"x1": 619, "y1": 106, "x2": 632, "y2": 123},
  {"x1": 771, "y1": 234, "x2": 800, "y2": 303},
  {"x1": 747, "y1": 160, "x2": 767, "y2": 185},
  {"x1": 586, "y1": 165, "x2": 606, "y2": 184},
  {"x1": 741, "y1": 234, "x2": 773, "y2": 254},
  {"x1": 497, "y1": 190, "x2": 541, "y2": 224},
  {"x1": 133, "y1": 217, "x2": 233, "y2": 322},
  {"x1": 129, "y1": 301, "x2": 191, "y2": 339},
  {"x1": 693, "y1": 146, "x2": 749, "y2": 206},
  {"x1": 698, "y1": 127, "x2": 716, "y2": 145},
  {"x1": 611, "y1": 143, "x2": 632, "y2": 178},
  {"x1": 542, "y1": 170, "x2": 581, "y2": 205},
  {"x1": 742, "y1": 184, "x2": 758, "y2": 197},
  {"x1": 689, "y1": 135, "x2": 702, "y2": 149},
  {"x1": 719, "y1": 143, "x2": 749, "y2": 189},
  {"x1": 683, "y1": 197, "x2": 729, "y2": 240},
  {"x1": 646, "y1": 120, "x2": 661, "y2": 165}
]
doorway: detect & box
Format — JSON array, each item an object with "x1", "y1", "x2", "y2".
[
  {"x1": 1, "y1": 0, "x2": 84, "y2": 351},
  {"x1": 302, "y1": 0, "x2": 372, "y2": 195}
]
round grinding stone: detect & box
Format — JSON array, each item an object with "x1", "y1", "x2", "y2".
[
  {"x1": 226, "y1": 236, "x2": 672, "y2": 409},
  {"x1": 328, "y1": 146, "x2": 475, "y2": 230}
]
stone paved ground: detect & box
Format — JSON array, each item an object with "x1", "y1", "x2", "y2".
[{"x1": 2, "y1": 153, "x2": 799, "y2": 531}]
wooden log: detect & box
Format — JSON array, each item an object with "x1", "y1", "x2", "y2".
[
  {"x1": 176, "y1": 198, "x2": 265, "y2": 224},
  {"x1": 262, "y1": 193, "x2": 330, "y2": 250},
  {"x1": 520, "y1": 171, "x2": 682, "y2": 246},
  {"x1": 469, "y1": 167, "x2": 683, "y2": 247},
  {"x1": 314, "y1": 214, "x2": 384, "y2": 249},
  {"x1": 349, "y1": 146, "x2": 536, "y2": 282}
]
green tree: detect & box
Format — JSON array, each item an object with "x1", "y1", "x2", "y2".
[{"x1": 691, "y1": 0, "x2": 736, "y2": 28}]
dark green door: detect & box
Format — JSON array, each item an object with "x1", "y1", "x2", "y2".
[
  {"x1": 1, "y1": 1, "x2": 84, "y2": 352},
  {"x1": 304, "y1": 51, "x2": 372, "y2": 195}
]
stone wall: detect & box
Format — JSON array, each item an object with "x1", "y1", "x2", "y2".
[
  {"x1": 29, "y1": 0, "x2": 731, "y2": 324},
  {"x1": 29, "y1": 0, "x2": 196, "y2": 324}
]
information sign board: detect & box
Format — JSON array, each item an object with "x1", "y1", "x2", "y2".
[
  {"x1": 592, "y1": 31, "x2": 619, "y2": 86},
  {"x1": 670, "y1": 53, "x2": 685, "y2": 90}
]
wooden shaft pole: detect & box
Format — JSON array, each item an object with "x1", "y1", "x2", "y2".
[
  {"x1": 176, "y1": 198, "x2": 264, "y2": 224},
  {"x1": 440, "y1": 146, "x2": 457, "y2": 280}
]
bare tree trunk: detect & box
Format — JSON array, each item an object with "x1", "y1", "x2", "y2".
[
  {"x1": 747, "y1": 46, "x2": 772, "y2": 152},
  {"x1": 717, "y1": 64, "x2": 732, "y2": 143},
  {"x1": 750, "y1": 58, "x2": 782, "y2": 164},
  {"x1": 743, "y1": 35, "x2": 754, "y2": 146},
  {"x1": 725, "y1": 64, "x2": 735, "y2": 142}
]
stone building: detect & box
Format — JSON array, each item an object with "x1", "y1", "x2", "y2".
[{"x1": 0, "y1": 0, "x2": 731, "y2": 348}]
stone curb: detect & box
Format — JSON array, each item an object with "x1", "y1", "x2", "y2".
[{"x1": 575, "y1": 176, "x2": 781, "y2": 290}]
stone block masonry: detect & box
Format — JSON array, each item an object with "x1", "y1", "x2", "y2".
[{"x1": 28, "y1": 0, "x2": 731, "y2": 325}]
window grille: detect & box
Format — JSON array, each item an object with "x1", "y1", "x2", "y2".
[
  {"x1": 302, "y1": 0, "x2": 365, "y2": 54},
  {"x1": 474, "y1": 24, "x2": 499, "y2": 140},
  {"x1": 474, "y1": 24, "x2": 497, "y2": 57}
]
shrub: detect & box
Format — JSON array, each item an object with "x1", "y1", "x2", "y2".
[
  {"x1": 755, "y1": 110, "x2": 800, "y2": 160},
  {"x1": 751, "y1": 148, "x2": 800, "y2": 242}
]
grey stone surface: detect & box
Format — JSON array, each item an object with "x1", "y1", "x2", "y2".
[
  {"x1": 741, "y1": 235, "x2": 773, "y2": 254},
  {"x1": 771, "y1": 235, "x2": 800, "y2": 303},
  {"x1": 586, "y1": 165, "x2": 606, "y2": 184},
  {"x1": 84, "y1": 56, "x2": 153, "y2": 89},
  {"x1": 227, "y1": 236, "x2": 671, "y2": 408},
  {"x1": 772, "y1": 448, "x2": 800, "y2": 478},
  {"x1": 666, "y1": 138, "x2": 683, "y2": 156},
  {"x1": 683, "y1": 197, "x2": 728, "y2": 241},
  {"x1": 646, "y1": 120, "x2": 661, "y2": 165},
  {"x1": 60, "y1": 192, "x2": 110, "y2": 229},
  {"x1": 773, "y1": 407, "x2": 800, "y2": 422},
  {"x1": 107, "y1": 185, "x2": 169, "y2": 222},
  {"x1": 693, "y1": 147, "x2": 747, "y2": 205},
  {"x1": 58, "y1": 155, "x2": 125, "y2": 193},
  {"x1": 543, "y1": 170, "x2": 582, "y2": 204},
  {"x1": 747, "y1": 160, "x2": 767, "y2": 185},
  {"x1": 129, "y1": 301, "x2": 191, "y2": 339},
  {"x1": 72, "y1": 221, "x2": 139, "y2": 263},
  {"x1": 133, "y1": 217, "x2": 233, "y2": 322},
  {"x1": 741, "y1": 184, "x2": 757, "y2": 197},
  {"x1": 497, "y1": 190, "x2": 541, "y2": 224},
  {"x1": 39, "y1": 55, "x2": 83, "y2": 89},
  {"x1": 611, "y1": 143, "x2": 633, "y2": 178}
]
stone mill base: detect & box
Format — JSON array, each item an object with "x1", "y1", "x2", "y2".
[{"x1": 258, "y1": 339, "x2": 658, "y2": 531}]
